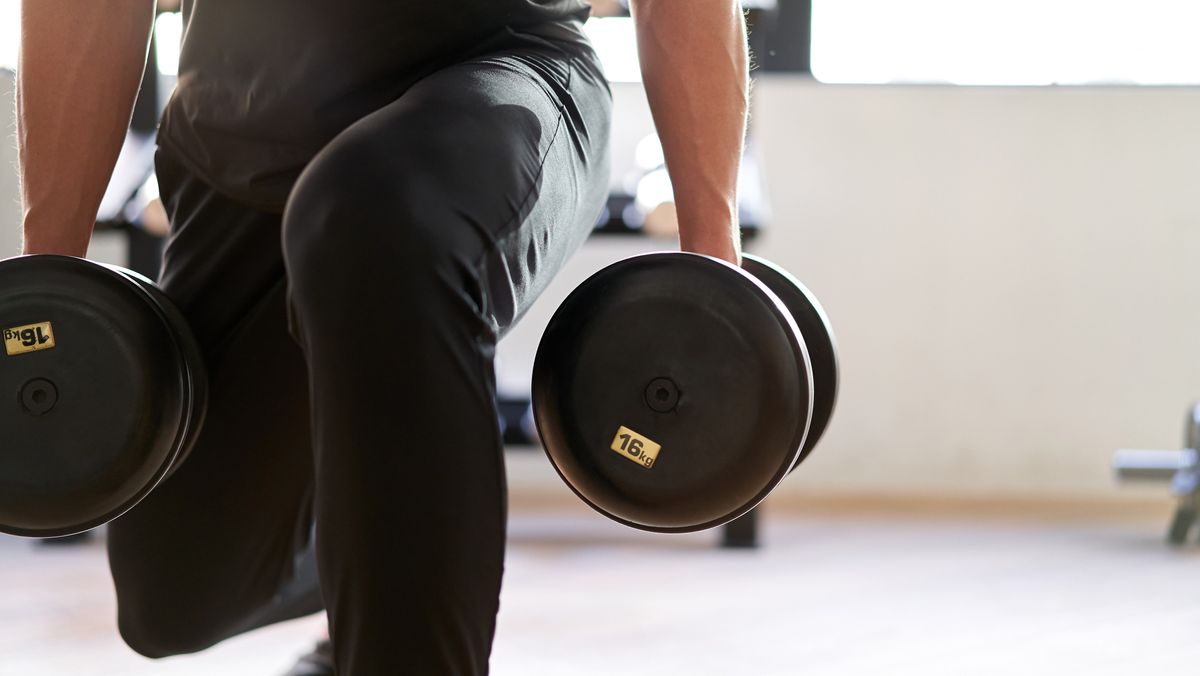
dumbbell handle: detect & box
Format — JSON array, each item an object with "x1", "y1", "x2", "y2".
[{"x1": 1113, "y1": 449, "x2": 1198, "y2": 481}]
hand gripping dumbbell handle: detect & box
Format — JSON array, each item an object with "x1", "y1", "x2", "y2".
[{"x1": 1113, "y1": 448, "x2": 1199, "y2": 482}]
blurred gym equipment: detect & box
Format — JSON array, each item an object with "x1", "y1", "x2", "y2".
[{"x1": 1113, "y1": 402, "x2": 1200, "y2": 544}]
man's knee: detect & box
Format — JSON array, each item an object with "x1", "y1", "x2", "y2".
[
  {"x1": 110, "y1": 552, "x2": 254, "y2": 659},
  {"x1": 116, "y1": 600, "x2": 226, "y2": 659}
]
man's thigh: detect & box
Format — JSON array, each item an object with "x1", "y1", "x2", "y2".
[
  {"x1": 284, "y1": 43, "x2": 613, "y2": 340},
  {"x1": 107, "y1": 151, "x2": 319, "y2": 653}
]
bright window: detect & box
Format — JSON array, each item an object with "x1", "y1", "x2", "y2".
[
  {"x1": 154, "y1": 11, "x2": 183, "y2": 76},
  {"x1": 812, "y1": 0, "x2": 1200, "y2": 85},
  {"x1": 584, "y1": 17, "x2": 641, "y2": 83}
]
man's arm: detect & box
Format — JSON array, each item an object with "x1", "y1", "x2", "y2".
[
  {"x1": 18, "y1": 0, "x2": 156, "y2": 257},
  {"x1": 630, "y1": 0, "x2": 748, "y2": 266}
]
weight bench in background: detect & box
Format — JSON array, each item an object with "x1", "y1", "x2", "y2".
[{"x1": 1113, "y1": 402, "x2": 1200, "y2": 545}]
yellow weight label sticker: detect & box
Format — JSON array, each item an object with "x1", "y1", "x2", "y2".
[
  {"x1": 4, "y1": 322, "x2": 56, "y2": 356},
  {"x1": 610, "y1": 425, "x2": 661, "y2": 469}
]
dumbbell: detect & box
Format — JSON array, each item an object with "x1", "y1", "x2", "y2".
[
  {"x1": 532, "y1": 252, "x2": 838, "y2": 532},
  {"x1": 0, "y1": 255, "x2": 206, "y2": 538}
]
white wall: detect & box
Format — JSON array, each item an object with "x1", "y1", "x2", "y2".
[{"x1": 751, "y1": 78, "x2": 1200, "y2": 499}]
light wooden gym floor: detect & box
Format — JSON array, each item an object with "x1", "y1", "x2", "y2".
[{"x1": 1, "y1": 496, "x2": 1197, "y2": 676}]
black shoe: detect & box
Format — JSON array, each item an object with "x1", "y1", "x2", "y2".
[{"x1": 283, "y1": 639, "x2": 334, "y2": 676}]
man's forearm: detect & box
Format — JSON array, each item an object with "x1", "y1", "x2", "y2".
[
  {"x1": 631, "y1": 0, "x2": 748, "y2": 264},
  {"x1": 18, "y1": 0, "x2": 155, "y2": 256}
]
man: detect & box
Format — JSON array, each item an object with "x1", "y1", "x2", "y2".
[{"x1": 17, "y1": 0, "x2": 748, "y2": 673}]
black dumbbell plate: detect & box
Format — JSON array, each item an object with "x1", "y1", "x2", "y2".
[
  {"x1": 0, "y1": 256, "x2": 189, "y2": 537},
  {"x1": 533, "y1": 252, "x2": 813, "y2": 532},
  {"x1": 741, "y1": 255, "x2": 839, "y2": 471}
]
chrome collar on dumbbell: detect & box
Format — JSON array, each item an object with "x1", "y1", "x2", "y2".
[
  {"x1": 532, "y1": 252, "x2": 838, "y2": 533},
  {"x1": 0, "y1": 255, "x2": 207, "y2": 538}
]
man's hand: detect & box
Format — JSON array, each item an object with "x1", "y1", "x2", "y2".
[
  {"x1": 630, "y1": 0, "x2": 748, "y2": 267},
  {"x1": 18, "y1": 0, "x2": 156, "y2": 257}
]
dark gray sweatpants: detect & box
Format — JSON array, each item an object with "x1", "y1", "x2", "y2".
[{"x1": 105, "y1": 34, "x2": 611, "y2": 676}]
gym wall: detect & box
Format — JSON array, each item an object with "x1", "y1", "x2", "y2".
[{"x1": 752, "y1": 78, "x2": 1200, "y2": 500}]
